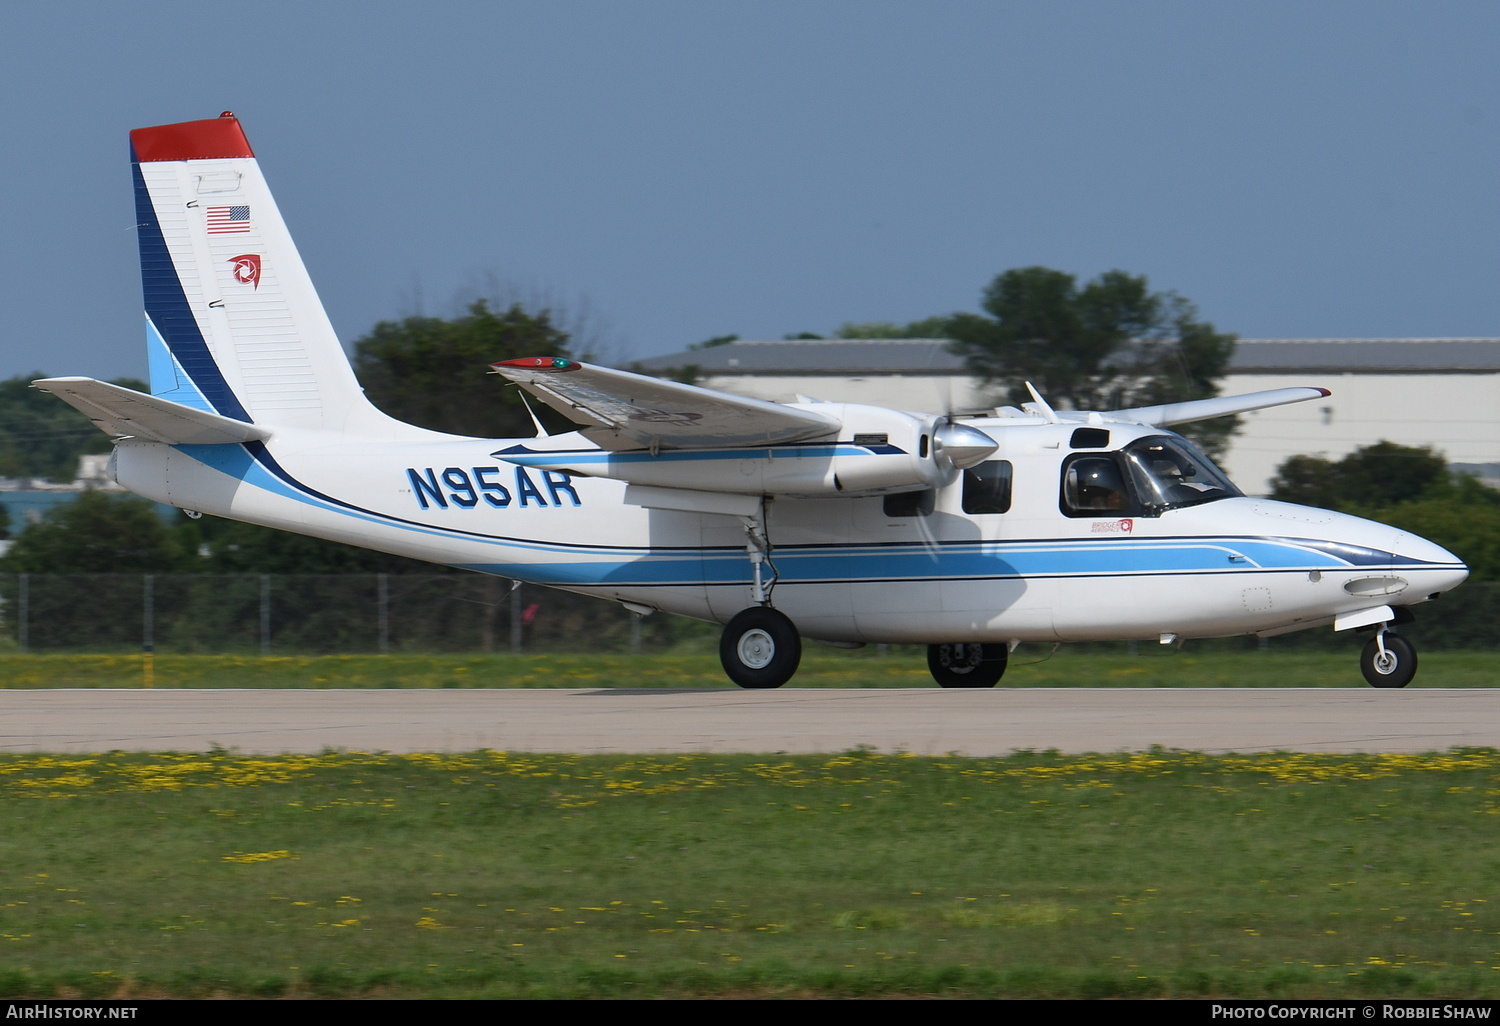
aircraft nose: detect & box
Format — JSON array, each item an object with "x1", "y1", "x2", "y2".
[{"x1": 1390, "y1": 528, "x2": 1469, "y2": 592}]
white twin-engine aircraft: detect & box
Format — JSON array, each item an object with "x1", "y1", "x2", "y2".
[{"x1": 38, "y1": 114, "x2": 1468, "y2": 690}]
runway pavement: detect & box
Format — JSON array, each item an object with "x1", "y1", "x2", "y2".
[{"x1": 1, "y1": 687, "x2": 1496, "y2": 755}]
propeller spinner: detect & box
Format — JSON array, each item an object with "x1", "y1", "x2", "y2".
[{"x1": 933, "y1": 420, "x2": 998, "y2": 470}]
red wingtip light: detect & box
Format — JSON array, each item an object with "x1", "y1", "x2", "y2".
[{"x1": 491, "y1": 357, "x2": 577, "y2": 372}]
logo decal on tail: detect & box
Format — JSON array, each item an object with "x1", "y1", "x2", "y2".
[{"x1": 228, "y1": 254, "x2": 261, "y2": 289}]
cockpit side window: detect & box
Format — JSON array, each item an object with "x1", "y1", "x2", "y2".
[
  {"x1": 1061, "y1": 435, "x2": 1241, "y2": 518},
  {"x1": 962, "y1": 460, "x2": 1013, "y2": 514},
  {"x1": 1060, "y1": 455, "x2": 1135, "y2": 517},
  {"x1": 1122, "y1": 436, "x2": 1241, "y2": 511}
]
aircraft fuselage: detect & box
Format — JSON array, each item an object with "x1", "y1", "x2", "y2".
[{"x1": 111, "y1": 416, "x2": 1466, "y2": 647}]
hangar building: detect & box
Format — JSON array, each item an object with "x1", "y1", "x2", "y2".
[{"x1": 631, "y1": 337, "x2": 1500, "y2": 496}]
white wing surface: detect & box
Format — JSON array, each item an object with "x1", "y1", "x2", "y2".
[
  {"x1": 491, "y1": 357, "x2": 840, "y2": 450},
  {"x1": 1110, "y1": 387, "x2": 1332, "y2": 427}
]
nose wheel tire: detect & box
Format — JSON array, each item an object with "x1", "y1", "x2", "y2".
[
  {"x1": 927, "y1": 643, "x2": 1008, "y2": 688},
  {"x1": 1361, "y1": 634, "x2": 1417, "y2": 689},
  {"x1": 720, "y1": 607, "x2": 802, "y2": 689}
]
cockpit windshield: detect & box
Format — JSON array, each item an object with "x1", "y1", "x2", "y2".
[{"x1": 1121, "y1": 435, "x2": 1241, "y2": 512}]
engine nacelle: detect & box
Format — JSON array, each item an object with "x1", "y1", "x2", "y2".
[{"x1": 498, "y1": 404, "x2": 998, "y2": 498}]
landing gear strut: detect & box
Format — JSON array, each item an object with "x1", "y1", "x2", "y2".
[
  {"x1": 720, "y1": 500, "x2": 801, "y2": 688},
  {"x1": 1361, "y1": 629, "x2": 1417, "y2": 688},
  {"x1": 927, "y1": 643, "x2": 1008, "y2": 688}
]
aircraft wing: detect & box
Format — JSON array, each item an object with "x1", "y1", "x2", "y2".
[
  {"x1": 1110, "y1": 387, "x2": 1331, "y2": 427},
  {"x1": 33, "y1": 377, "x2": 271, "y2": 445},
  {"x1": 490, "y1": 357, "x2": 841, "y2": 450}
]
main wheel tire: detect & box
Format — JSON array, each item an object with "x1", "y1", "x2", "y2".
[
  {"x1": 1361, "y1": 634, "x2": 1417, "y2": 688},
  {"x1": 720, "y1": 607, "x2": 801, "y2": 689},
  {"x1": 927, "y1": 643, "x2": 1008, "y2": 688}
]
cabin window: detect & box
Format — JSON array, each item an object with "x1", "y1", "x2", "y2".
[
  {"x1": 883, "y1": 489, "x2": 935, "y2": 517},
  {"x1": 962, "y1": 460, "x2": 1013, "y2": 514},
  {"x1": 1060, "y1": 455, "x2": 1134, "y2": 517},
  {"x1": 1069, "y1": 427, "x2": 1110, "y2": 449}
]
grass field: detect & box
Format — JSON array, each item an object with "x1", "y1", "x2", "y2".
[
  {"x1": 3, "y1": 651, "x2": 1495, "y2": 998},
  {"x1": 0, "y1": 647, "x2": 1496, "y2": 690},
  {"x1": 1, "y1": 747, "x2": 1498, "y2": 999}
]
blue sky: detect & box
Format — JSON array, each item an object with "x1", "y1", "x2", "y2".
[{"x1": 3, "y1": 1, "x2": 1498, "y2": 382}]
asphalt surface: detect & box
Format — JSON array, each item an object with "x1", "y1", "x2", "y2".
[{"x1": 1, "y1": 687, "x2": 1496, "y2": 755}]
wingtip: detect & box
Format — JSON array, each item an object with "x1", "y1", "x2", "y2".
[{"x1": 491, "y1": 357, "x2": 579, "y2": 373}]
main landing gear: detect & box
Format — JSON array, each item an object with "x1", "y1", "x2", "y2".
[
  {"x1": 719, "y1": 502, "x2": 802, "y2": 689},
  {"x1": 717, "y1": 614, "x2": 1016, "y2": 691},
  {"x1": 927, "y1": 643, "x2": 1008, "y2": 688},
  {"x1": 720, "y1": 607, "x2": 802, "y2": 689},
  {"x1": 1361, "y1": 629, "x2": 1417, "y2": 688}
]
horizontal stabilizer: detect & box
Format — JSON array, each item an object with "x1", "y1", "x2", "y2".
[
  {"x1": 491, "y1": 357, "x2": 840, "y2": 450},
  {"x1": 1111, "y1": 387, "x2": 1331, "y2": 427},
  {"x1": 32, "y1": 377, "x2": 271, "y2": 445}
]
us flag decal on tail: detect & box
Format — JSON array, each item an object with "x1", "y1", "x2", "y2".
[{"x1": 207, "y1": 205, "x2": 251, "y2": 233}]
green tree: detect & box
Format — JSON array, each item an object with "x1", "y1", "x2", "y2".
[
  {"x1": 1337, "y1": 441, "x2": 1450, "y2": 507},
  {"x1": 1369, "y1": 481, "x2": 1500, "y2": 581},
  {"x1": 1268, "y1": 442, "x2": 1450, "y2": 510},
  {"x1": 1268, "y1": 443, "x2": 1500, "y2": 579},
  {"x1": 0, "y1": 492, "x2": 194, "y2": 573},
  {"x1": 0, "y1": 496, "x2": 446, "y2": 578},
  {"x1": 352, "y1": 300, "x2": 571, "y2": 438},
  {"x1": 835, "y1": 319, "x2": 953, "y2": 339},
  {"x1": 1265, "y1": 453, "x2": 1341, "y2": 508},
  {"x1": 942, "y1": 267, "x2": 1238, "y2": 455},
  {"x1": 0, "y1": 373, "x2": 150, "y2": 482}
]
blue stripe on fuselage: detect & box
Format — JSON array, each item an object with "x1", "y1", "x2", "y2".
[
  {"x1": 168, "y1": 445, "x2": 1446, "y2": 586},
  {"x1": 457, "y1": 536, "x2": 1444, "y2": 587}
]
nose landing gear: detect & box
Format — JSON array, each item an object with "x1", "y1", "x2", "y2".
[{"x1": 1360, "y1": 628, "x2": 1417, "y2": 688}]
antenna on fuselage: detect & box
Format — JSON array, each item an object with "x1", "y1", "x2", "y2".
[
  {"x1": 515, "y1": 388, "x2": 551, "y2": 438},
  {"x1": 1023, "y1": 382, "x2": 1060, "y2": 424}
]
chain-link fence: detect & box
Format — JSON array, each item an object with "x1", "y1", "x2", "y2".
[
  {"x1": 0, "y1": 573, "x2": 1494, "y2": 654},
  {"x1": 0, "y1": 574, "x2": 711, "y2": 654}
]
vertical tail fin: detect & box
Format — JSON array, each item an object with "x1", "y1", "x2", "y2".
[{"x1": 131, "y1": 114, "x2": 384, "y2": 434}]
